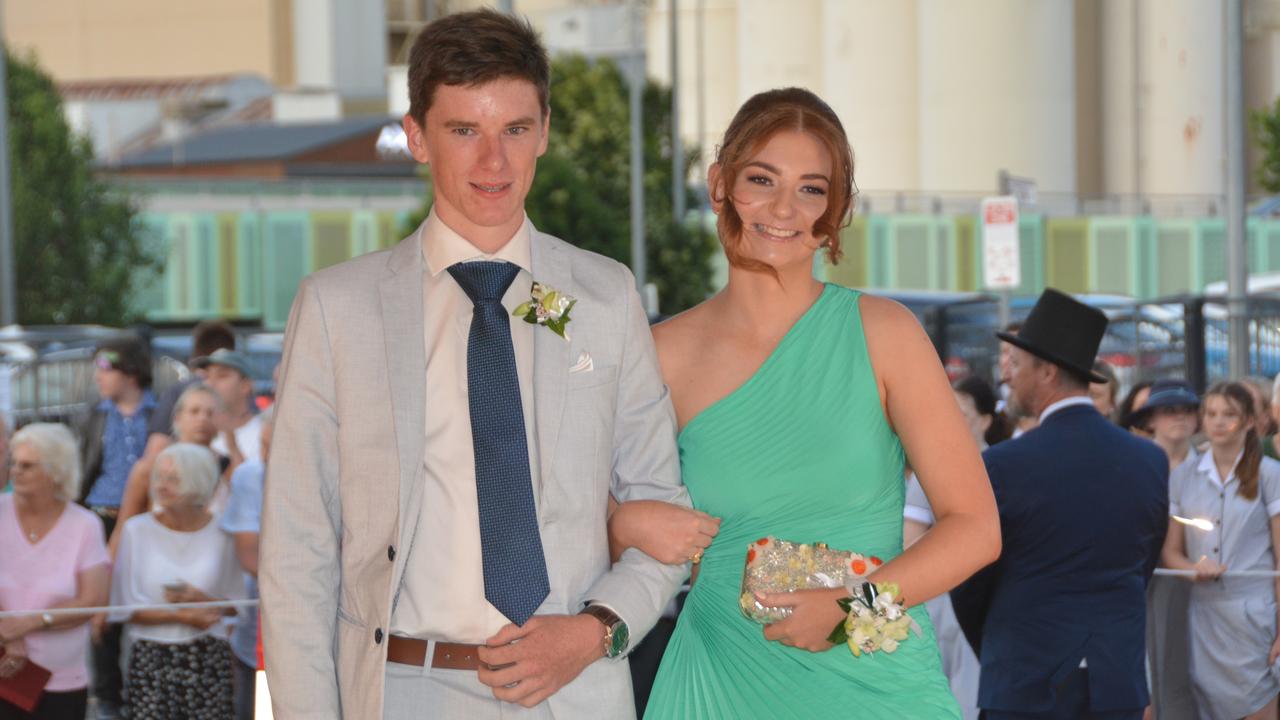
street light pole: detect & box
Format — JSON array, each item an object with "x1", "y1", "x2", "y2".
[
  {"x1": 670, "y1": 0, "x2": 685, "y2": 226},
  {"x1": 1226, "y1": 0, "x2": 1248, "y2": 379},
  {"x1": 629, "y1": 0, "x2": 646, "y2": 292},
  {"x1": 0, "y1": 1, "x2": 16, "y2": 326}
]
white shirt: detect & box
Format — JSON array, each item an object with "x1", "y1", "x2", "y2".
[
  {"x1": 390, "y1": 210, "x2": 541, "y2": 643},
  {"x1": 211, "y1": 413, "x2": 263, "y2": 465},
  {"x1": 1037, "y1": 395, "x2": 1095, "y2": 424},
  {"x1": 109, "y1": 512, "x2": 245, "y2": 643}
]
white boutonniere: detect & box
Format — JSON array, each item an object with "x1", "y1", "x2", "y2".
[{"x1": 512, "y1": 281, "x2": 576, "y2": 341}]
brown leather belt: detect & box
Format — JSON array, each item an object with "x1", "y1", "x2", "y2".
[{"x1": 386, "y1": 636, "x2": 486, "y2": 671}]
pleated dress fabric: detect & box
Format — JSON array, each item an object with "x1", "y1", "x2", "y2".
[{"x1": 644, "y1": 284, "x2": 961, "y2": 719}]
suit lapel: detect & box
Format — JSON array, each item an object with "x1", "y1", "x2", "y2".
[
  {"x1": 531, "y1": 232, "x2": 572, "y2": 489},
  {"x1": 379, "y1": 232, "x2": 427, "y2": 525}
]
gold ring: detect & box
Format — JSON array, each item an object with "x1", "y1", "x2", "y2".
[{"x1": 690, "y1": 549, "x2": 704, "y2": 564}]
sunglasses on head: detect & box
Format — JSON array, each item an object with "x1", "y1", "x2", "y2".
[{"x1": 94, "y1": 351, "x2": 121, "y2": 371}]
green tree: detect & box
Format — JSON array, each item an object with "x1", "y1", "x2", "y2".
[
  {"x1": 5, "y1": 50, "x2": 156, "y2": 324},
  {"x1": 403, "y1": 54, "x2": 716, "y2": 314},
  {"x1": 1252, "y1": 96, "x2": 1280, "y2": 192}
]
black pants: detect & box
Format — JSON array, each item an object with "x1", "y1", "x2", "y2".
[
  {"x1": 981, "y1": 668, "x2": 1143, "y2": 720},
  {"x1": 87, "y1": 509, "x2": 124, "y2": 712},
  {"x1": 0, "y1": 689, "x2": 88, "y2": 720},
  {"x1": 232, "y1": 656, "x2": 256, "y2": 720}
]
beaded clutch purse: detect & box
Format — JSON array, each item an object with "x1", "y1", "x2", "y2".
[{"x1": 738, "y1": 536, "x2": 883, "y2": 623}]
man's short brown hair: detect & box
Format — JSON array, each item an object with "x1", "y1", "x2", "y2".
[{"x1": 406, "y1": 9, "x2": 550, "y2": 126}]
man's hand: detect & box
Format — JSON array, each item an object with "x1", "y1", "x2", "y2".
[
  {"x1": 759, "y1": 587, "x2": 848, "y2": 653},
  {"x1": 476, "y1": 614, "x2": 606, "y2": 708}
]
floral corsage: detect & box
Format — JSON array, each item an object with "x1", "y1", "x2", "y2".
[
  {"x1": 512, "y1": 281, "x2": 576, "y2": 340},
  {"x1": 826, "y1": 580, "x2": 920, "y2": 657}
]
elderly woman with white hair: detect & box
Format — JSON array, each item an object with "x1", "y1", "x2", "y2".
[
  {"x1": 0, "y1": 423, "x2": 110, "y2": 720},
  {"x1": 109, "y1": 442, "x2": 244, "y2": 720}
]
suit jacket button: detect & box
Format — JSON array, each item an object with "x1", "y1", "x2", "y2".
[
  {"x1": 388, "y1": 545, "x2": 396, "y2": 562},
  {"x1": 374, "y1": 628, "x2": 384, "y2": 644}
]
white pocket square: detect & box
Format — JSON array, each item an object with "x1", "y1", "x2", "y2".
[{"x1": 569, "y1": 351, "x2": 593, "y2": 374}]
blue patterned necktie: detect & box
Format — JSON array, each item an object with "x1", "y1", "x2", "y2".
[{"x1": 447, "y1": 261, "x2": 549, "y2": 626}]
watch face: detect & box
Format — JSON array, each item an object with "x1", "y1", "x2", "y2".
[{"x1": 610, "y1": 622, "x2": 630, "y2": 657}]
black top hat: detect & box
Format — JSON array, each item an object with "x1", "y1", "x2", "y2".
[{"x1": 996, "y1": 288, "x2": 1109, "y2": 384}]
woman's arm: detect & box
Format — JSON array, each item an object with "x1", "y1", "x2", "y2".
[
  {"x1": 1270, "y1": 515, "x2": 1280, "y2": 664},
  {"x1": 861, "y1": 295, "x2": 1001, "y2": 607},
  {"x1": 1160, "y1": 515, "x2": 1225, "y2": 581},
  {"x1": 607, "y1": 498, "x2": 720, "y2": 565},
  {"x1": 0, "y1": 565, "x2": 110, "y2": 641}
]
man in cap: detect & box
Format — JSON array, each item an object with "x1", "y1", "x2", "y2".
[
  {"x1": 951, "y1": 288, "x2": 1169, "y2": 720},
  {"x1": 196, "y1": 348, "x2": 262, "y2": 466}
]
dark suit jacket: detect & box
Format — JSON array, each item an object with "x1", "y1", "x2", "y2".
[{"x1": 951, "y1": 402, "x2": 1168, "y2": 714}]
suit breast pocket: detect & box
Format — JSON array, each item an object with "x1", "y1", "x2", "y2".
[{"x1": 566, "y1": 364, "x2": 618, "y2": 391}]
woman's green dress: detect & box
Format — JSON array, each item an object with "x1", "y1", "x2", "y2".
[{"x1": 644, "y1": 284, "x2": 961, "y2": 719}]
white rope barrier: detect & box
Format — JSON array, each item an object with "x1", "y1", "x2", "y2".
[
  {"x1": 0, "y1": 599, "x2": 258, "y2": 619},
  {"x1": 1154, "y1": 568, "x2": 1280, "y2": 578}
]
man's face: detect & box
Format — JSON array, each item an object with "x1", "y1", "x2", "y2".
[
  {"x1": 1006, "y1": 346, "x2": 1043, "y2": 417},
  {"x1": 403, "y1": 78, "x2": 549, "y2": 246},
  {"x1": 94, "y1": 366, "x2": 130, "y2": 402},
  {"x1": 205, "y1": 365, "x2": 252, "y2": 411}
]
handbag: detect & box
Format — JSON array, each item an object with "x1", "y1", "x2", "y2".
[
  {"x1": 0, "y1": 648, "x2": 52, "y2": 713},
  {"x1": 738, "y1": 536, "x2": 882, "y2": 623}
]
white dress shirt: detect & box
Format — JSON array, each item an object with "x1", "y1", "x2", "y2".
[
  {"x1": 389, "y1": 210, "x2": 542, "y2": 643},
  {"x1": 1038, "y1": 395, "x2": 1095, "y2": 424}
]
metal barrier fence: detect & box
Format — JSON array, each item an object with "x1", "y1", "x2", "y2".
[{"x1": 896, "y1": 291, "x2": 1280, "y2": 394}]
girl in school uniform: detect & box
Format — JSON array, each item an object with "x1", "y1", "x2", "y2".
[{"x1": 1161, "y1": 381, "x2": 1280, "y2": 720}]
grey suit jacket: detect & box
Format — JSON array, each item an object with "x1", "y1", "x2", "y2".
[{"x1": 259, "y1": 224, "x2": 689, "y2": 719}]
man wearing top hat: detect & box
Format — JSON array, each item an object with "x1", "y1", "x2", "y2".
[{"x1": 951, "y1": 288, "x2": 1169, "y2": 720}]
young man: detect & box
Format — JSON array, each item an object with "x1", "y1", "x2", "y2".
[
  {"x1": 260, "y1": 10, "x2": 689, "y2": 719},
  {"x1": 78, "y1": 336, "x2": 154, "y2": 720},
  {"x1": 198, "y1": 348, "x2": 261, "y2": 467}
]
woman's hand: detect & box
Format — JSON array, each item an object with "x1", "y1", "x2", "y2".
[
  {"x1": 0, "y1": 638, "x2": 29, "y2": 678},
  {"x1": 758, "y1": 588, "x2": 848, "y2": 653},
  {"x1": 1191, "y1": 556, "x2": 1227, "y2": 582},
  {"x1": 90, "y1": 613, "x2": 107, "y2": 642},
  {"x1": 177, "y1": 607, "x2": 224, "y2": 630},
  {"x1": 1269, "y1": 633, "x2": 1280, "y2": 666},
  {"x1": 164, "y1": 583, "x2": 215, "y2": 605},
  {"x1": 0, "y1": 614, "x2": 40, "y2": 643},
  {"x1": 609, "y1": 500, "x2": 720, "y2": 565}
]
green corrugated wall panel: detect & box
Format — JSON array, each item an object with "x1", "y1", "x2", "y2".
[
  {"x1": 165, "y1": 214, "x2": 196, "y2": 316},
  {"x1": 237, "y1": 214, "x2": 263, "y2": 318},
  {"x1": 191, "y1": 214, "x2": 218, "y2": 315},
  {"x1": 216, "y1": 214, "x2": 239, "y2": 315},
  {"x1": 892, "y1": 216, "x2": 933, "y2": 289},
  {"x1": 868, "y1": 215, "x2": 891, "y2": 287},
  {"x1": 1198, "y1": 219, "x2": 1226, "y2": 289},
  {"x1": 1156, "y1": 220, "x2": 1195, "y2": 295},
  {"x1": 313, "y1": 212, "x2": 353, "y2": 271},
  {"x1": 1089, "y1": 218, "x2": 1136, "y2": 296},
  {"x1": 1010, "y1": 214, "x2": 1045, "y2": 295},
  {"x1": 131, "y1": 213, "x2": 168, "y2": 318},
  {"x1": 1133, "y1": 217, "x2": 1157, "y2": 298},
  {"x1": 351, "y1": 211, "x2": 379, "y2": 258},
  {"x1": 1261, "y1": 220, "x2": 1280, "y2": 273},
  {"x1": 1045, "y1": 218, "x2": 1090, "y2": 293},
  {"x1": 380, "y1": 212, "x2": 405, "y2": 249},
  {"x1": 264, "y1": 213, "x2": 312, "y2": 331},
  {"x1": 826, "y1": 216, "x2": 867, "y2": 288},
  {"x1": 934, "y1": 221, "x2": 952, "y2": 290},
  {"x1": 954, "y1": 216, "x2": 978, "y2": 291}
]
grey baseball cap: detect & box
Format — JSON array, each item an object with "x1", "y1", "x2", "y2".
[{"x1": 193, "y1": 348, "x2": 252, "y2": 378}]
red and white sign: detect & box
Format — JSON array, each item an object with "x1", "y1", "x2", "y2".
[{"x1": 982, "y1": 196, "x2": 1021, "y2": 290}]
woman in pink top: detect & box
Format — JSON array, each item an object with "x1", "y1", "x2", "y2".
[{"x1": 0, "y1": 423, "x2": 110, "y2": 720}]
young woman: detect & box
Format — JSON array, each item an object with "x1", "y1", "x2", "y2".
[
  {"x1": 1131, "y1": 379, "x2": 1200, "y2": 473},
  {"x1": 1161, "y1": 381, "x2": 1280, "y2": 720},
  {"x1": 611, "y1": 87, "x2": 1000, "y2": 718}
]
